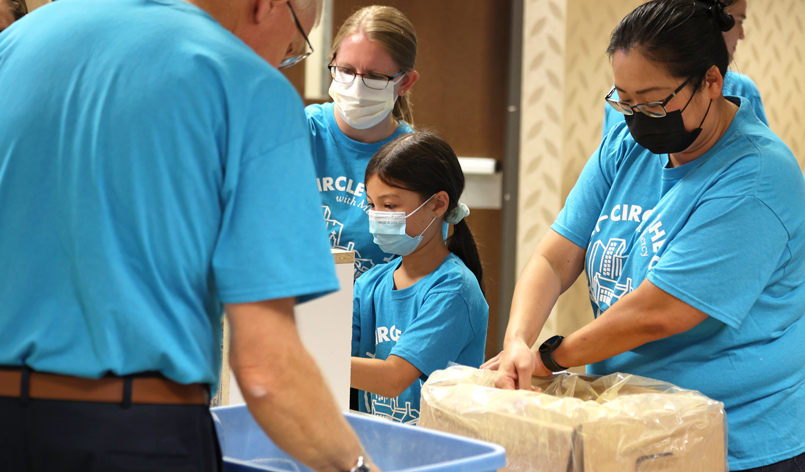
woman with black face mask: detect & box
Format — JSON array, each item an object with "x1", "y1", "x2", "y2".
[{"x1": 483, "y1": 1, "x2": 805, "y2": 471}]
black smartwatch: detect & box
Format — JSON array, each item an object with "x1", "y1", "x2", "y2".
[{"x1": 538, "y1": 335, "x2": 569, "y2": 372}]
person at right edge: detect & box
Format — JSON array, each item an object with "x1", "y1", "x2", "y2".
[
  {"x1": 0, "y1": 0, "x2": 377, "y2": 471},
  {"x1": 603, "y1": 0, "x2": 768, "y2": 136},
  {"x1": 484, "y1": 1, "x2": 805, "y2": 471}
]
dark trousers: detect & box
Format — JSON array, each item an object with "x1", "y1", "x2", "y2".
[
  {"x1": 0, "y1": 396, "x2": 222, "y2": 472},
  {"x1": 733, "y1": 451, "x2": 805, "y2": 472}
]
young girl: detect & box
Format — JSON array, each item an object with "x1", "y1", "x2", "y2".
[
  {"x1": 307, "y1": 5, "x2": 420, "y2": 280},
  {"x1": 350, "y1": 132, "x2": 488, "y2": 425}
]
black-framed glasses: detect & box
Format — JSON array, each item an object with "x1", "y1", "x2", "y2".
[
  {"x1": 328, "y1": 63, "x2": 405, "y2": 90},
  {"x1": 278, "y1": 2, "x2": 314, "y2": 70},
  {"x1": 605, "y1": 76, "x2": 694, "y2": 118}
]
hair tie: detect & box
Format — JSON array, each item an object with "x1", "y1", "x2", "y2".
[
  {"x1": 693, "y1": 0, "x2": 735, "y2": 31},
  {"x1": 446, "y1": 203, "x2": 470, "y2": 225}
]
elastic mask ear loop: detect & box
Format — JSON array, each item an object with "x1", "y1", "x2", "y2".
[
  {"x1": 696, "y1": 99, "x2": 713, "y2": 129},
  {"x1": 679, "y1": 86, "x2": 698, "y2": 113},
  {"x1": 405, "y1": 194, "x2": 436, "y2": 218},
  {"x1": 416, "y1": 216, "x2": 437, "y2": 238}
]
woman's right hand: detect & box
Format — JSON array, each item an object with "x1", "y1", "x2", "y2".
[{"x1": 492, "y1": 339, "x2": 550, "y2": 390}]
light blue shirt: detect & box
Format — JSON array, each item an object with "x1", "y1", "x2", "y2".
[
  {"x1": 352, "y1": 254, "x2": 488, "y2": 425},
  {"x1": 0, "y1": 0, "x2": 338, "y2": 388},
  {"x1": 306, "y1": 102, "x2": 413, "y2": 279},
  {"x1": 554, "y1": 97, "x2": 805, "y2": 470},
  {"x1": 603, "y1": 71, "x2": 769, "y2": 138}
]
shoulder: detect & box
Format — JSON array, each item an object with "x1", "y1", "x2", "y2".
[
  {"x1": 425, "y1": 256, "x2": 488, "y2": 310},
  {"x1": 597, "y1": 120, "x2": 653, "y2": 174},
  {"x1": 396, "y1": 121, "x2": 415, "y2": 134},
  {"x1": 724, "y1": 71, "x2": 761, "y2": 97},
  {"x1": 710, "y1": 101, "x2": 802, "y2": 206},
  {"x1": 305, "y1": 102, "x2": 335, "y2": 138},
  {"x1": 305, "y1": 102, "x2": 329, "y2": 123},
  {"x1": 354, "y1": 260, "x2": 396, "y2": 295}
]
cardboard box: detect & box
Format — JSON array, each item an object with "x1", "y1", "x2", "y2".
[{"x1": 419, "y1": 367, "x2": 726, "y2": 472}]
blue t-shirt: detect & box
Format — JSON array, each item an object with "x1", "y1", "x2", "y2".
[
  {"x1": 603, "y1": 71, "x2": 769, "y2": 137},
  {"x1": 0, "y1": 0, "x2": 338, "y2": 388},
  {"x1": 554, "y1": 97, "x2": 805, "y2": 470},
  {"x1": 352, "y1": 254, "x2": 488, "y2": 425},
  {"x1": 306, "y1": 102, "x2": 413, "y2": 279}
]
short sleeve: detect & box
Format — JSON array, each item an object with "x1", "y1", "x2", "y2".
[
  {"x1": 648, "y1": 196, "x2": 788, "y2": 328},
  {"x1": 390, "y1": 292, "x2": 477, "y2": 377},
  {"x1": 551, "y1": 128, "x2": 624, "y2": 248},
  {"x1": 212, "y1": 135, "x2": 339, "y2": 304}
]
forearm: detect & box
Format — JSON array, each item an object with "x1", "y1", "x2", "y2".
[
  {"x1": 351, "y1": 356, "x2": 419, "y2": 399},
  {"x1": 504, "y1": 255, "x2": 566, "y2": 348},
  {"x1": 552, "y1": 280, "x2": 708, "y2": 368},
  {"x1": 504, "y1": 230, "x2": 587, "y2": 349},
  {"x1": 227, "y1": 301, "x2": 363, "y2": 472}
]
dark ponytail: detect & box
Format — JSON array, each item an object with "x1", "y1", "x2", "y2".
[
  {"x1": 607, "y1": 0, "x2": 735, "y2": 93},
  {"x1": 366, "y1": 132, "x2": 485, "y2": 294}
]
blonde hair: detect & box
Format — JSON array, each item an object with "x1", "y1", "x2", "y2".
[
  {"x1": 330, "y1": 6, "x2": 417, "y2": 126},
  {"x1": 292, "y1": 0, "x2": 323, "y2": 28}
]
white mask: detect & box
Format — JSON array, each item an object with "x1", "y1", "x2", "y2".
[{"x1": 328, "y1": 75, "x2": 403, "y2": 130}]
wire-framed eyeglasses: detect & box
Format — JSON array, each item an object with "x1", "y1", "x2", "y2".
[
  {"x1": 328, "y1": 64, "x2": 405, "y2": 90},
  {"x1": 278, "y1": 2, "x2": 314, "y2": 70},
  {"x1": 605, "y1": 76, "x2": 694, "y2": 118}
]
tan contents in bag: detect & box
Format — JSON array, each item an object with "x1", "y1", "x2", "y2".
[{"x1": 419, "y1": 366, "x2": 726, "y2": 472}]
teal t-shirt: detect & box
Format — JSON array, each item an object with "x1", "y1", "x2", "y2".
[
  {"x1": 603, "y1": 70, "x2": 769, "y2": 137},
  {"x1": 555, "y1": 97, "x2": 805, "y2": 470},
  {"x1": 0, "y1": 0, "x2": 338, "y2": 388},
  {"x1": 352, "y1": 254, "x2": 488, "y2": 425},
  {"x1": 306, "y1": 102, "x2": 413, "y2": 279}
]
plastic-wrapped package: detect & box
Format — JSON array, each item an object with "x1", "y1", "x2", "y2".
[{"x1": 419, "y1": 366, "x2": 727, "y2": 472}]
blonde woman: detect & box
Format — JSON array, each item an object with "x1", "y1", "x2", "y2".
[{"x1": 307, "y1": 5, "x2": 420, "y2": 280}]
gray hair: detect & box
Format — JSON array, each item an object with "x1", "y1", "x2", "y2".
[{"x1": 292, "y1": 0, "x2": 323, "y2": 28}]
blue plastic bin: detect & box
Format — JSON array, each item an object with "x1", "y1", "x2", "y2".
[{"x1": 211, "y1": 405, "x2": 506, "y2": 472}]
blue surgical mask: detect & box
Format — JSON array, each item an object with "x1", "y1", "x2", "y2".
[{"x1": 368, "y1": 194, "x2": 437, "y2": 256}]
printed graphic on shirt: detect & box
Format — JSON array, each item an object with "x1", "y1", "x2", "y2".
[
  {"x1": 323, "y1": 205, "x2": 392, "y2": 278},
  {"x1": 587, "y1": 204, "x2": 665, "y2": 314},
  {"x1": 588, "y1": 238, "x2": 633, "y2": 313},
  {"x1": 365, "y1": 389, "x2": 422, "y2": 425},
  {"x1": 360, "y1": 325, "x2": 422, "y2": 425},
  {"x1": 316, "y1": 176, "x2": 366, "y2": 198}
]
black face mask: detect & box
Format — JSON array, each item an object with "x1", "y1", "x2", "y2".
[{"x1": 625, "y1": 95, "x2": 713, "y2": 155}]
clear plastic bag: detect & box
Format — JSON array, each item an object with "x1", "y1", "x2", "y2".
[{"x1": 419, "y1": 366, "x2": 727, "y2": 472}]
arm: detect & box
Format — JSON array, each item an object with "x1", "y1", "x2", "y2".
[
  {"x1": 490, "y1": 230, "x2": 586, "y2": 389},
  {"x1": 552, "y1": 279, "x2": 708, "y2": 368},
  {"x1": 227, "y1": 298, "x2": 378, "y2": 472},
  {"x1": 351, "y1": 355, "x2": 422, "y2": 399}
]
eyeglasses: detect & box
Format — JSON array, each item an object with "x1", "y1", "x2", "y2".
[
  {"x1": 328, "y1": 63, "x2": 405, "y2": 90},
  {"x1": 605, "y1": 76, "x2": 694, "y2": 118},
  {"x1": 278, "y1": 2, "x2": 314, "y2": 70}
]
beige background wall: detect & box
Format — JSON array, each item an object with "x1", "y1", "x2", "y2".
[{"x1": 517, "y1": 0, "x2": 805, "y2": 353}]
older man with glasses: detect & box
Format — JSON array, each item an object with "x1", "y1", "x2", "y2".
[{"x1": 0, "y1": 0, "x2": 377, "y2": 471}]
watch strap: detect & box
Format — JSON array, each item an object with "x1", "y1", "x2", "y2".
[{"x1": 539, "y1": 335, "x2": 569, "y2": 372}]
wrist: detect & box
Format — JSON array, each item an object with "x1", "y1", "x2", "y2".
[
  {"x1": 538, "y1": 335, "x2": 569, "y2": 372},
  {"x1": 503, "y1": 330, "x2": 533, "y2": 349}
]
